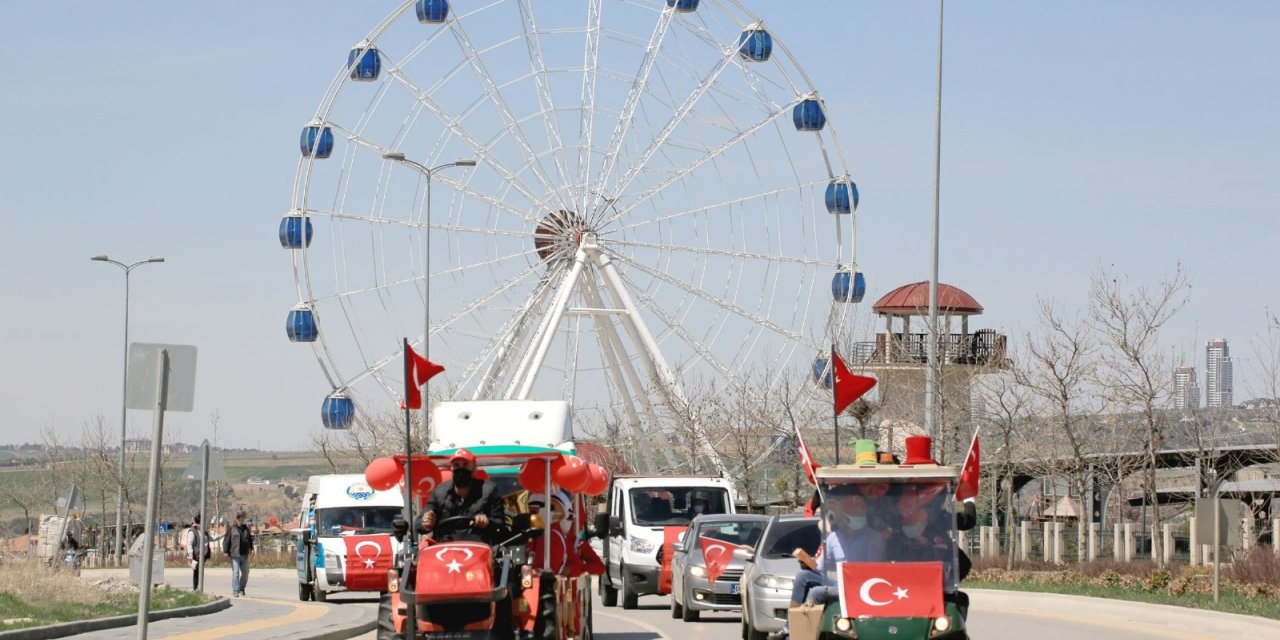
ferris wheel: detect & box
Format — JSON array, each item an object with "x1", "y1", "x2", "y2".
[{"x1": 282, "y1": 0, "x2": 866, "y2": 474}]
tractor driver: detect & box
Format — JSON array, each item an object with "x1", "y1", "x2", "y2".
[{"x1": 421, "y1": 449, "x2": 506, "y2": 543}]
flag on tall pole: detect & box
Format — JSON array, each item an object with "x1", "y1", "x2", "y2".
[
  {"x1": 403, "y1": 340, "x2": 444, "y2": 410},
  {"x1": 956, "y1": 428, "x2": 981, "y2": 501},
  {"x1": 830, "y1": 346, "x2": 877, "y2": 464}
]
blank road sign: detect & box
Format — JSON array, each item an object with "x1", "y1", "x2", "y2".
[{"x1": 126, "y1": 343, "x2": 197, "y2": 412}]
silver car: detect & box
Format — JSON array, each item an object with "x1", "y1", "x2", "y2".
[
  {"x1": 669, "y1": 514, "x2": 769, "y2": 622},
  {"x1": 738, "y1": 514, "x2": 821, "y2": 639}
]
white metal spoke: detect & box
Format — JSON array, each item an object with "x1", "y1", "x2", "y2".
[
  {"x1": 516, "y1": 1, "x2": 574, "y2": 208},
  {"x1": 609, "y1": 181, "x2": 824, "y2": 234},
  {"x1": 617, "y1": 270, "x2": 740, "y2": 384},
  {"x1": 607, "y1": 238, "x2": 834, "y2": 268},
  {"x1": 470, "y1": 269, "x2": 561, "y2": 399},
  {"x1": 622, "y1": 256, "x2": 816, "y2": 349},
  {"x1": 430, "y1": 258, "x2": 548, "y2": 338},
  {"x1": 602, "y1": 96, "x2": 803, "y2": 227},
  {"x1": 577, "y1": 0, "x2": 604, "y2": 215},
  {"x1": 447, "y1": 18, "x2": 573, "y2": 213},
  {"x1": 594, "y1": 5, "x2": 676, "y2": 205}
]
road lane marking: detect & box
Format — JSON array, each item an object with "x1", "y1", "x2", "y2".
[
  {"x1": 976, "y1": 605, "x2": 1220, "y2": 640},
  {"x1": 594, "y1": 609, "x2": 671, "y2": 639},
  {"x1": 158, "y1": 598, "x2": 328, "y2": 640}
]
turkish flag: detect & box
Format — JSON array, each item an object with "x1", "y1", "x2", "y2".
[
  {"x1": 659, "y1": 526, "x2": 687, "y2": 595},
  {"x1": 796, "y1": 428, "x2": 820, "y2": 486},
  {"x1": 832, "y1": 350, "x2": 876, "y2": 414},
  {"x1": 839, "y1": 561, "x2": 944, "y2": 619},
  {"x1": 342, "y1": 534, "x2": 395, "y2": 592},
  {"x1": 415, "y1": 541, "x2": 493, "y2": 600},
  {"x1": 403, "y1": 340, "x2": 445, "y2": 410},
  {"x1": 955, "y1": 430, "x2": 980, "y2": 501},
  {"x1": 699, "y1": 536, "x2": 743, "y2": 583}
]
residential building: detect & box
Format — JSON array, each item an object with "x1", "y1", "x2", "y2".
[
  {"x1": 1174, "y1": 366, "x2": 1200, "y2": 410},
  {"x1": 1205, "y1": 339, "x2": 1234, "y2": 408}
]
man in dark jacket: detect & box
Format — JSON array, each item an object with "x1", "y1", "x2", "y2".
[
  {"x1": 222, "y1": 511, "x2": 254, "y2": 596},
  {"x1": 421, "y1": 449, "x2": 506, "y2": 543}
]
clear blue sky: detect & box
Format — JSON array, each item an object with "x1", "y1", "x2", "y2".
[{"x1": 2, "y1": 1, "x2": 1276, "y2": 450}]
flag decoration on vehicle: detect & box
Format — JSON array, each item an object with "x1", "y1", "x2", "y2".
[
  {"x1": 838, "y1": 561, "x2": 944, "y2": 619},
  {"x1": 699, "y1": 536, "x2": 744, "y2": 583},
  {"x1": 796, "y1": 427, "x2": 820, "y2": 486},
  {"x1": 956, "y1": 429, "x2": 981, "y2": 501},
  {"x1": 342, "y1": 534, "x2": 396, "y2": 591}
]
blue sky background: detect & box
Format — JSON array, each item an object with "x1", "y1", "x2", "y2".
[{"x1": 2, "y1": 1, "x2": 1276, "y2": 450}]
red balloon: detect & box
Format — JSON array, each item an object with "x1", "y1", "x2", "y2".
[
  {"x1": 408, "y1": 458, "x2": 443, "y2": 498},
  {"x1": 365, "y1": 457, "x2": 400, "y2": 491},
  {"x1": 584, "y1": 464, "x2": 609, "y2": 496},
  {"x1": 440, "y1": 467, "x2": 453, "y2": 485},
  {"x1": 553, "y1": 456, "x2": 590, "y2": 493},
  {"x1": 518, "y1": 458, "x2": 547, "y2": 493}
]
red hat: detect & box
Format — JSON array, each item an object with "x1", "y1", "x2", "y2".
[
  {"x1": 450, "y1": 448, "x2": 477, "y2": 464},
  {"x1": 902, "y1": 436, "x2": 936, "y2": 465}
]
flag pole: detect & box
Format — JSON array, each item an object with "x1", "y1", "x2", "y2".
[
  {"x1": 401, "y1": 338, "x2": 418, "y2": 640},
  {"x1": 832, "y1": 342, "x2": 840, "y2": 465}
]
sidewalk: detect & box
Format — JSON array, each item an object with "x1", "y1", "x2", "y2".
[
  {"x1": 62, "y1": 568, "x2": 374, "y2": 640},
  {"x1": 970, "y1": 588, "x2": 1280, "y2": 639}
]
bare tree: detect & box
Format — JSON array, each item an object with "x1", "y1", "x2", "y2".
[
  {"x1": 1020, "y1": 298, "x2": 1100, "y2": 561},
  {"x1": 972, "y1": 369, "x2": 1032, "y2": 569},
  {"x1": 1088, "y1": 263, "x2": 1190, "y2": 566},
  {"x1": 1248, "y1": 310, "x2": 1280, "y2": 463}
]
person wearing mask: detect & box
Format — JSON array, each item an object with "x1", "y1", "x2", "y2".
[
  {"x1": 222, "y1": 511, "x2": 255, "y2": 597},
  {"x1": 421, "y1": 449, "x2": 506, "y2": 543},
  {"x1": 790, "y1": 494, "x2": 886, "y2": 606}
]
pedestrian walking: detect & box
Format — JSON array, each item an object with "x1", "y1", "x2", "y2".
[
  {"x1": 185, "y1": 515, "x2": 211, "y2": 590},
  {"x1": 222, "y1": 511, "x2": 255, "y2": 596}
]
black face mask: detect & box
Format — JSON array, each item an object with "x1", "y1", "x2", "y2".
[{"x1": 453, "y1": 468, "x2": 473, "y2": 488}]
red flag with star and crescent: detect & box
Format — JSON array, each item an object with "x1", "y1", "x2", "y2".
[
  {"x1": 699, "y1": 536, "x2": 745, "y2": 583},
  {"x1": 342, "y1": 534, "x2": 395, "y2": 591},
  {"x1": 403, "y1": 339, "x2": 445, "y2": 410},
  {"x1": 955, "y1": 429, "x2": 980, "y2": 501},
  {"x1": 832, "y1": 350, "x2": 877, "y2": 414},
  {"x1": 416, "y1": 541, "x2": 492, "y2": 599},
  {"x1": 839, "y1": 561, "x2": 944, "y2": 619}
]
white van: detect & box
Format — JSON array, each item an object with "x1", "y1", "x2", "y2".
[
  {"x1": 597, "y1": 475, "x2": 737, "y2": 609},
  {"x1": 295, "y1": 474, "x2": 403, "y2": 602}
]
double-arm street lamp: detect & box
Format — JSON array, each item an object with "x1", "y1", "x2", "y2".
[
  {"x1": 381, "y1": 152, "x2": 476, "y2": 362},
  {"x1": 91, "y1": 254, "x2": 164, "y2": 565}
]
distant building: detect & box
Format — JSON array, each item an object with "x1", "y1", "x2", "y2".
[
  {"x1": 1174, "y1": 366, "x2": 1200, "y2": 410},
  {"x1": 1205, "y1": 339, "x2": 1233, "y2": 408}
]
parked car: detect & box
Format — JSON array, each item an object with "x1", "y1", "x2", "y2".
[
  {"x1": 739, "y1": 514, "x2": 821, "y2": 640},
  {"x1": 670, "y1": 513, "x2": 769, "y2": 622}
]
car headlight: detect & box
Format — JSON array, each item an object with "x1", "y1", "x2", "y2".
[
  {"x1": 934, "y1": 616, "x2": 951, "y2": 632},
  {"x1": 630, "y1": 537, "x2": 655, "y2": 554},
  {"x1": 689, "y1": 565, "x2": 707, "y2": 578},
  {"x1": 753, "y1": 573, "x2": 795, "y2": 591},
  {"x1": 835, "y1": 617, "x2": 853, "y2": 632}
]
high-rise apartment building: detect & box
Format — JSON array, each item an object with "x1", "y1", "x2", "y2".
[
  {"x1": 1205, "y1": 339, "x2": 1233, "y2": 408},
  {"x1": 1174, "y1": 366, "x2": 1200, "y2": 410}
]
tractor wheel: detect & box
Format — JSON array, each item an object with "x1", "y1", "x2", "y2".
[{"x1": 376, "y1": 592, "x2": 398, "y2": 640}]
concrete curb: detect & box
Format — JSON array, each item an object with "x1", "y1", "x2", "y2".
[
  {"x1": 0, "y1": 596, "x2": 231, "y2": 640},
  {"x1": 288, "y1": 619, "x2": 378, "y2": 640}
]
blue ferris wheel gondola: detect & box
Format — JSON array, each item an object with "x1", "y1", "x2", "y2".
[
  {"x1": 347, "y1": 44, "x2": 381, "y2": 82},
  {"x1": 300, "y1": 123, "x2": 334, "y2": 159},
  {"x1": 832, "y1": 270, "x2": 866, "y2": 304},
  {"x1": 793, "y1": 98, "x2": 826, "y2": 132},
  {"x1": 812, "y1": 355, "x2": 832, "y2": 389},
  {"x1": 416, "y1": 0, "x2": 449, "y2": 23},
  {"x1": 666, "y1": 0, "x2": 700, "y2": 11},
  {"x1": 737, "y1": 26, "x2": 772, "y2": 62},
  {"x1": 321, "y1": 392, "x2": 355, "y2": 430},
  {"x1": 286, "y1": 305, "x2": 318, "y2": 342},
  {"x1": 279, "y1": 211, "x2": 313, "y2": 249},
  {"x1": 825, "y1": 177, "x2": 859, "y2": 214}
]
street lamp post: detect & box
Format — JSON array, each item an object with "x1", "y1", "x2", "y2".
[
  {"x1": 383, "y1": 152, "x2": 474, "y2": 640},
  {"x1": 91, "y1": 254, "x2": 164, "y2": 565}
]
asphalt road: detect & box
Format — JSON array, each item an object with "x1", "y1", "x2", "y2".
[{"x1": 76, "y1": 567, "x2": 1280, "y2": 640}]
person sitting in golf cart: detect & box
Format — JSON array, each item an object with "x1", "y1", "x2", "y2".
[
  {"x1": 421, "y1": 449, "x2": 507, "y2": 544},
  {"x1": 790, "y1": 492, "x2": 887, "y2": 606}
]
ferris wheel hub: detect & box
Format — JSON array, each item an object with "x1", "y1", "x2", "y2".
[{"x1": 533, "y1": 210, "x2": 593, "y2": 262}]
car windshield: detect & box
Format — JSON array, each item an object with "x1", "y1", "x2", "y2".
[
  {"x1": 315, "y1": 507, "x2": 401, "y2": 534},
  {"x1": 762, "y1": 519, "x2": 821, "y2": 559},
  {"x1": 817, "y1": 478, "x2": 959, "y2": 592},
  {"x1": 697, "y1": 520, "x2": 766, "y2": 548},
  {"x1": 629, "y1": 487, "x2": 730, "y2": 526}
]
